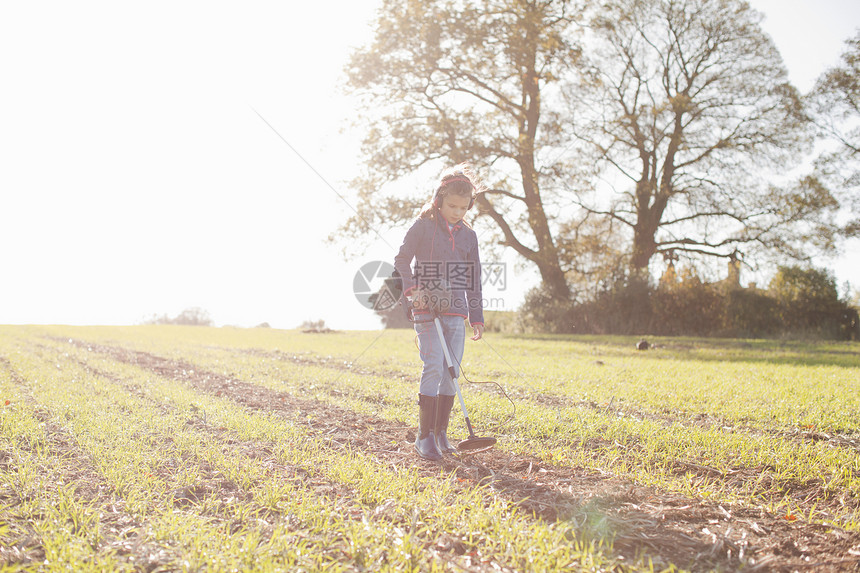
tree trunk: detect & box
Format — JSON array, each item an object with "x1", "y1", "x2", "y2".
[
  {"x1": 630, "y1": 223, "x2": 657, "y2": 270},
  {"x1": 537, "y1": 257, "x2": 571, "y2": 300},
  {"x1": 519, "y1": 26, "x2": 571, "y2": 301}
]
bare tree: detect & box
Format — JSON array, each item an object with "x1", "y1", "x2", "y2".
[
  {"x1": 568, "y1": 0, "x2": 840, "y2": 272},
  {"x1": 343, "y1": 0, "x2": 581, "y2": 300},
  {"x1": 809, "y1": 30, "x2": 860, "y2": 238},
  {"x1": 341, "y1": 0, "x2": 841, "y2": 301}
]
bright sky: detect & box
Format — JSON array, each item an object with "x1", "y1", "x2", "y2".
[{"x1": 1, "y1": 1, "x2": 858, "y2": 329}]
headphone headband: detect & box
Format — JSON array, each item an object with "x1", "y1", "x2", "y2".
[
  {"x1": 434, "y1": 175, "x2": 476, "y2": 210},
  {"x1": 440, "y1": 176, "x2": 473, "y2": 188}
]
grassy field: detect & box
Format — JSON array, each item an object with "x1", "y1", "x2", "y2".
[{"x1": 1, "y1": 324, "x2": 859, "y2": 572}]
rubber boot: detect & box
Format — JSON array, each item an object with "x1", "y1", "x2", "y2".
[
  {"x1": 415, "y1": 394, "x2": 442, "y2": 461},
  {"x1": 435, "y1": 394, "x2": 457, "y2": 454}
]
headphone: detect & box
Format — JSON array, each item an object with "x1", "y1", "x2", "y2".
[{"x1": 434, "y1": 176, "x2": 476, "y2": 210}]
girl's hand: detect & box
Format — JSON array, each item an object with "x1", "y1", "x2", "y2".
[{"x1": 471, "y1": 323, "x2": 484, "y2": 341}]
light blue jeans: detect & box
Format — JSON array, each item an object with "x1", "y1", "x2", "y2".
[{"x1": 414, "y1": 315, "x2": 465, "y2": 396}]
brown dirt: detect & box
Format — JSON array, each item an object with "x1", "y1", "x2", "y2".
[
  {"x1": 239, "y1": 345, "x2": 860, "y2": 454},
  {"x1": 0, "y1": 355, "x2": 175, "y2": 571},
  {"x1": 3, "y1": 350, "x2": 465, "y2": 570},
  {"x1": 231, "y1": 345, "x2": 860, "y2": 525},
  {"x1": 50, "y1": 338, "x2": 860, "y2": 572}
]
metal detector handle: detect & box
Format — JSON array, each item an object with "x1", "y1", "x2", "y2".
[{"x1": 432, "y1": 316, "x2": 477, "y2": 438}]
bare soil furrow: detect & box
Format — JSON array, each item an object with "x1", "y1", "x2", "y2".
[
  {"x1": 52, "y1": 341, "x2": 551, "y2": 571},
  {"x1": 9, "y1": 346, "x2": 464, "y2": 570},
  {"x1": 219, "y1": 345, "x2": 860, "y2": 523},
  {"x1": 67, "y1": 352, "x2": 404, "y2": 516},
  {"x1": 63, "y1": 339, "x2": 860, "y2": 572},
  {"x1": 238, "y1": 345, "x2": 860, "y2": 454},
  {"x1": 0, "y1": 355, "x2": 171, "y2": 570}
]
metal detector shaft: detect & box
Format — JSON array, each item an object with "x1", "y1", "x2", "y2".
[{"x1": 432, "y1": 317, "x2": 476, "y2": 437}]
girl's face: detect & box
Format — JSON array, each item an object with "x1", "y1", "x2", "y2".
[{"x1": 439, "y1": 193, "x2": 471, "y2": 224}]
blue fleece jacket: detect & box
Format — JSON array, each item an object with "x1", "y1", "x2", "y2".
[{"x1": 394, "y1": 213, "x2": 484, "y2": 325}]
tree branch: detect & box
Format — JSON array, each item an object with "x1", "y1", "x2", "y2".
[
  {"x1": 475, "y1": 195, "x2": 538, "y2": 260},
  {"x1": 483, "y1": 188, "x2": 527, "y2": 202}
]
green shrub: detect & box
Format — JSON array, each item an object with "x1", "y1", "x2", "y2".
[
  {"x1": 652, "y1": 269, "x2": 723, "y2": 336},
  {"x1": 769, "y1": 266, "x2": 846, "y2": 338},
  {"x1": 518, "y1": 285, "x2": 578, "y2": 333},
  {"x1": 721, "y1": 288, "x2": 780, "y2": 338},
  {"x1": 516, "y1": 265, "x2": 856, "y2": 340}
]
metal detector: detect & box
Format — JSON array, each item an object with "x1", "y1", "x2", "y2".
[{"x1": 431, "y1": 314, "x2": 497, "y2": 451}]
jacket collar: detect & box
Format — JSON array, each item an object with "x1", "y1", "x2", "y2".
[{"x1": 435, "y1": 211, "x2": 462, "y2": 233}]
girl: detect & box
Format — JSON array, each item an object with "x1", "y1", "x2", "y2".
[{"x1": 394, "y1": 165, "x2": 485, "y2": 461}]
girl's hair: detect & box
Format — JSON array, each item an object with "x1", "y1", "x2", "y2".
[{"x1": 419, "y1": 163, "x2": 483, "y2": 221}]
